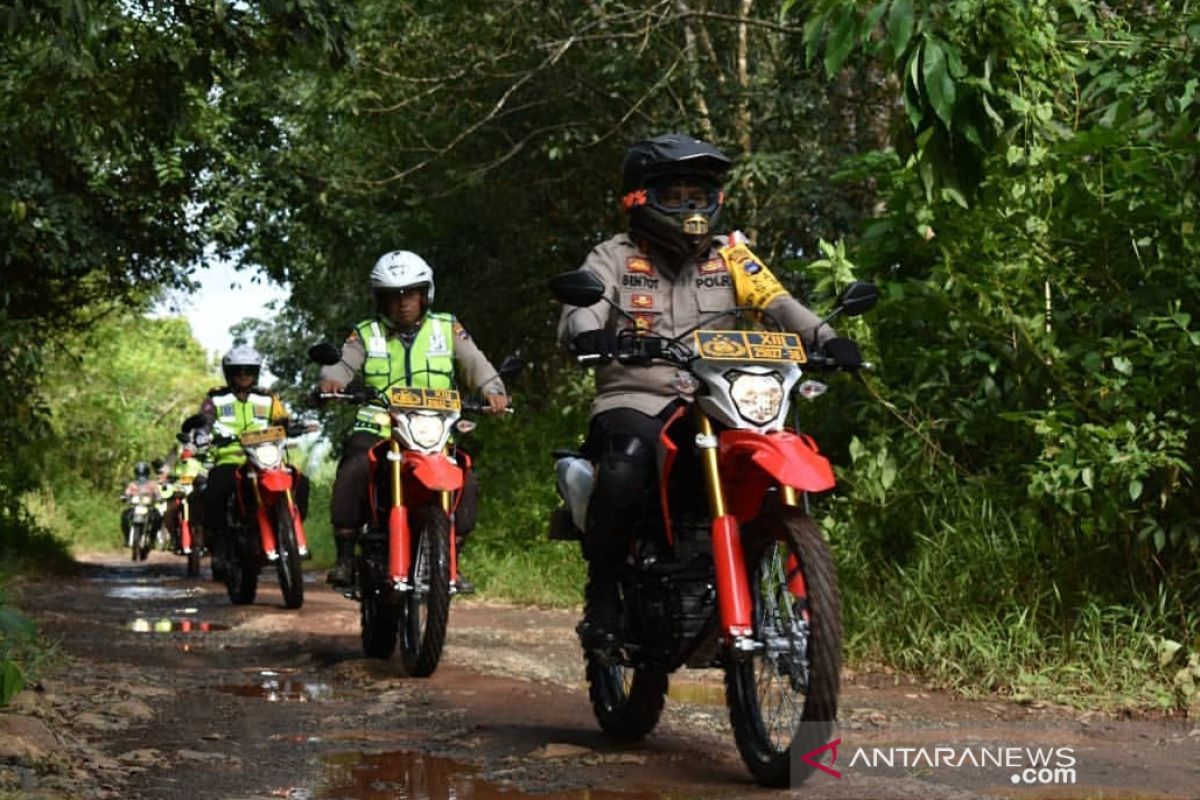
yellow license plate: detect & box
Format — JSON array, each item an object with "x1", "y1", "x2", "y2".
[
  {"x1": 240, "y1": 426, "x2": 286, "y2": 445},
  {"x1": 693, "y1": 330, "x2": 807, "y2": 363},
  {"x1": 388, "y1": 387, "x2": 461, "y2": 411},
  {"x1": 177, "y1": 475, "x2": 195, "y2": 485}
]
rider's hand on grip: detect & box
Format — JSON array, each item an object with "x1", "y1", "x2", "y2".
[
  {"x1": 823, "y1": 337, "x2": 864, "y2": 369},
  {"x1": 571, "y1": 329, "x2": 618, "y2": 361}
]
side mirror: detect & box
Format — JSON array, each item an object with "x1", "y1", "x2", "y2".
[
  {"x1": 181, "y1": 413, "x2": 206, "y2": 433},
  {"x1": 838, "y1": 281, "x2": 879, "y2": 317},
  {"x1": 308, "y1": 342, "x2": 342, "y2": 366},
  {"x1": 176, "y1": 432, "x2": 189, "y2": 444},
  {"x1": 497, "y1": 354, "x2": 524, "y2": 380},
  {"x1": 550, "y1": 271, "x2": 606, "y2": 307}
]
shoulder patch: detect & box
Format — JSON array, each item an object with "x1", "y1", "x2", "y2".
[
  {"x1": 346, "y1": 328, "x2": 361, "y2": 344},
  {"x1": 719, "y1": 242, "x2": 789, "y2": 310},
  {"x1": 452, "y1": 321, "x2": 472, "y2": 341}
]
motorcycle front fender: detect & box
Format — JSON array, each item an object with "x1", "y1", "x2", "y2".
[
  {"x1": 258, "y1": 468, "x2": 293, "y2": 493},
  {"x1": 719, "y1": 429, "x2": 835, "y2": 492},
  {"x1": 404, "y1": 451, "x2": 463, "y2": 492}
]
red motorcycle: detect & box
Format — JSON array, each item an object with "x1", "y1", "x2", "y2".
[
  {"x1": 310, "y1": 343, "x2": 521, "y2": 677},
  {"x1": 212, "y1": 424, "x2": 311, "y2": 609},
  {"x1": 550, "y1": 271, "x2": 878, "y2": 787}
]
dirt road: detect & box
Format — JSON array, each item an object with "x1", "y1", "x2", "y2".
[{"x1": 2, "y1": 553, "x2": 1197, "y2": 800}]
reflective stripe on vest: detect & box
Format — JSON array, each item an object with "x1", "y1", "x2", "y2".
[
  {"x1": 353, "y1": 314, "x2": 456, "y2": 435},
  {"x1": 211, "y1": 391, "x2": 275, "y2": 465}
]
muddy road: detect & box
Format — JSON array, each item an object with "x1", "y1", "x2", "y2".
[{"x1": 2, "y1": 553, "x2": 1197, "y2": 800}]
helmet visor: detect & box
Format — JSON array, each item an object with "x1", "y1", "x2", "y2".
[{"x1": 647, "y1": 179, "x2": 722, "y2": 215}]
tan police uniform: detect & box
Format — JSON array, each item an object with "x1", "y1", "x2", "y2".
[{"x1": 557, "y1": 232, "x2": 833, "y2": 419}]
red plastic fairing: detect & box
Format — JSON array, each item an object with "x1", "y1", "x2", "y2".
[
  {"x1": 404, "y1": 451, "x2": 463, "y2": 491},
  {"x1": 718, "y1": 430, "x2": 835, "y2": 521},
  {"x1": 259, "y1": 468, "x2": 293, "y2": 493}
]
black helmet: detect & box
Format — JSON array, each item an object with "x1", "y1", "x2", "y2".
[
  {"x1": 133, "y1": 462, "x2": 151, "y2": 481},
  {"x1": 620, "y1": 133, "x2": 732, "y2": 260}
]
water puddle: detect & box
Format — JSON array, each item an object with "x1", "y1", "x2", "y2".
[
  {"x1": 219, "y1": 676, "x2": 338, "y2": 703},
  {"x1": 106, "y1": 585, "x2": 198, "y2": 600},
  {"x1": 128, "y1": 617, "x2": 229, "y2": 634},
  {"x1": 667, "y1": 680, "x2": 725, "y2": 707},
  {"x1": 319, "y1": 750, "x2": 672, "y2": 800}
]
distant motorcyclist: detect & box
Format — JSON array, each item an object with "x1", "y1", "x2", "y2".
[
  {"x1": 121, "y1": 461, "x2": 161, "y2": 544},
  {"x1": 190, "y1": 345, "x2": 310, "y2": 575},
  {"x1": 317, "y1": 250, "x2": 510, "y2": 591}
]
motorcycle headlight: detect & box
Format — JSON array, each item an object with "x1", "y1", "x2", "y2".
[
  {"x1": 406, "y1": 413, "x2": 447, "y2": 450},
  {"x1": 728, "y1": 372, "x2": 785, "y2": 425},
  {"x1": 136, "y1": 496, "x2": 150, "y2": 506},
  {"x1": 250, "y1": 443, "x2": 283, "y2": 469}
]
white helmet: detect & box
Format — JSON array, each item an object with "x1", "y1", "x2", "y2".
[
  {"x1": 370, "y1": 250, "x2": 435, "y2": 303},
  {"x1": 221, "y1": 344, "x2": 263, "y2": 385}
]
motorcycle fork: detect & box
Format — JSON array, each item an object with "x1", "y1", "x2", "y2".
[
  {"x1": 442, "y1": 487, "x2": 458, "y2": 586},
  {"x1": 250, "y1": 474, "x2": 278, "y2": 561},
  {"x1": 283, "y1": 486, "x2": 310, "y2": 557},
  {"x1": 387, "y1": 440, "x2": 412, "y2": 590},
  {"x1": 180, "y1": 496, "x2": 192, "y2": 554},
  {"x1": 695, "y1": 408, "x2": 755, "y2": 645}
]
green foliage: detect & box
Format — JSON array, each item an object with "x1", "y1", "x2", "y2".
[
  {"x1": 29, "y1": 313, "x2": 215, "y2": 550},
  {"x1": 0, "y1": 590, "x2": 37, "y2": 706},
  {"x1": 459, "y1": 378, "x2": 592, "y2": 606}
]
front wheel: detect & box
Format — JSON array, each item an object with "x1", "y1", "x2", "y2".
[
  {"x1": 726, "y1": 508, "x2": 842, "y2": 788},
  {"x1": 274, "y1": 508, "x2": 304, "y2": 609},
  {"x1": 396, "y1": 505, "x2": 451, "y2": 677}
]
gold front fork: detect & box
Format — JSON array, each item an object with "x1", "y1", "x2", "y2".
[
  {"x1": 695, "y1": 407, "x2": 726, "y2": 517},
  {"x1": 782, "y1": 486, "x2": 798, "y2": 506}
]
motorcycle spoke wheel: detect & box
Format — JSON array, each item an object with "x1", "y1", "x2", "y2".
[
  {"x1": 726, "y1": 508, "x2": 841, "y2": 788},
  {"x1": 397, "y1": 505, "x2": 450, "y2": 678},
  {"x1": 274, "y1": 509, "x2": 304, "y2": 610}
]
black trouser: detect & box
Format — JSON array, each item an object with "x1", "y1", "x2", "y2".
[
  {"x1": 203, "y1": 463, "x2": 310, "y2": 547},
  {"x1": 330, "y1": 431, "x2": 479, "y2": 545},
  {"x1": 581, "y1": 402, "x2": 685, "y2": 563}
]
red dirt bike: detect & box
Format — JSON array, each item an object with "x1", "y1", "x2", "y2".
[
  {"x1": 210, "y1": 423, "x2": 312, "y2": 609},
  {"x1": 308, "y1": 344, "x2": 521, "y2": 677},
  {"x1": 164, "y1": 433, "x2": 210, "y2": 577},
  {"x1": 550, "y1": 271, "x2": 878, "y2": 787}
]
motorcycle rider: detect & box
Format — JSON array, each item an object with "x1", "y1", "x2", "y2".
[
  {"x1": 191, "y1": 344, "x2": 311, "y2": 575},
  {"x1": 556, "y1": 132, "x2": 862, "y2": 652},
  {"x1": 121, "y1": 461, "x2": 161, "y2": 543},
  {"x1": 317, "y1": 250, "x2": 510, "y2": 592}
]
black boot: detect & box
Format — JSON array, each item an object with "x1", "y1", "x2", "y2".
[
  {"x1": 576, "y1": 559, "x2": 621, "y2": 654},
  {"x1": 325, "y1": 535, "x2": 355, "y2": 588},
  {"x1": 453, "y1": 534, "x2": 475, "y2": 594}
]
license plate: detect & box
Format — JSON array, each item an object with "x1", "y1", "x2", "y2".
[
  {"x1": 693, "y1": 330, "x2": 807, "y2": 363},
  {"x1": 388, "y1": 387, "x2": 461, "y2": 411},
  {"x1": 240, "y1": 426, "x2": 286, "y2": 445}
]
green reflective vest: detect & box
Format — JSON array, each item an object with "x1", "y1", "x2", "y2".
[
  {"x1": 353, "y1": 313, "x2": 456, "y2": 436},
  {"x1": 210, "y1": 390, "x2": 276, "y2": 466}
]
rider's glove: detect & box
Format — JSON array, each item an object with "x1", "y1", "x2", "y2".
[
  {"x1": 823, "y1": 337, "x2": 864, "y2": 369},
  {"x1": 571, "y1": 329, "x2": 618, "y2": 359}
]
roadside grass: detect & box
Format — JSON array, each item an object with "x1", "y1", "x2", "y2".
[{"x1": 832, "y1": 482, "x2": 1197, "y2": 711}]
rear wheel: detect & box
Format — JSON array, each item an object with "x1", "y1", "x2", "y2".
[
  {"x1": 726, "y1": 508, "x2": 841, "y2": 788},
  {"x1": 396, "y1": 505, "x2": 451, "y2": 677},
  {"x1": 274, "y1": 508, "x2": 304, "y2": 610},
  {"x1": 584, "y1": 656, "x2": 667, "y2": 742},
  {"x1": 361, "y1": 592, "x2": 401, "y2": 659}
]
